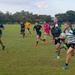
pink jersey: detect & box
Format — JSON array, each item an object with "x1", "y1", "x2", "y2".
[{"x1": 43, "y1": 23, "x2": 50, "y2": 34}]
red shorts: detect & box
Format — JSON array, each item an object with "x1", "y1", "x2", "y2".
[{"x1": 44, "y1": 29, "x2": 50, "y2": 34}]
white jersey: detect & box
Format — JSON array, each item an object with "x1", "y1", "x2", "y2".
[{"x1": 64, "y1": 29, "x2": 75, "y2": 44}]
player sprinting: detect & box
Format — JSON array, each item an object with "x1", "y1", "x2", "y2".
[
  {"x1": 0, "y1": 23, "x2": 5, "y2": 50},
  {"x1": 43, "y1": 21, "x2": 50, "y2": 42},
  {"x1": 63, "y1": 21, "x2": 75, "y2": 69},
  {"x1": 33, "y1": 22, "x2": 45, "y2": 46},
  {"x1": 51, "y1": 23, "x2": 62, "y2": 59},
  {"x1": 25, "y1": 21, "x2": 31, "y2": 34},
  {"x1": 20, "y1": 22, "x2": 25, "y2": 38}
]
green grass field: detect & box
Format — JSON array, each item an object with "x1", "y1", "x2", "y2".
[{"x1": 0, "y1": 24, "x2": 75, "y2": 75}]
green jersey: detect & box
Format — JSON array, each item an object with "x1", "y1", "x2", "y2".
[{"x1": 51, "y1": 27, "x2": 62, "y2": 38}]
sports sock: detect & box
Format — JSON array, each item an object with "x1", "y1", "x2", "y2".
[
  {"x1": 36, "y1": 41, "x2": 38, "y2": 44},
  {"x1": 58, "y1": 53, "x2": 60, "y2": 56},
  {"x1": 65, "y1": 63, "x2": 68, "y2": 66}
]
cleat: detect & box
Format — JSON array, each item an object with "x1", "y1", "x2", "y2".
[
  {"x1": 63, "y1": 65, "x2": 68, "y2": 69},
  {"x1": 44, "y1": 40, "x2": 46, "y2": 44},
  {"x1": 43, "y1": 39, "x2": 46, "y2": 43},
  {"x1": 34, "y1": 44, "x2": 38, "y2": 46},
  {"x1": 57, "y1": 53, "x2": 60, "y2": 59},
  {"x1": 57, "y1": 56, "x2": 60, "y2": 59},
  {"x1": 2, "y1": 46, "x2": 5, "y2": 50},
  {"x1": 61, "y1": 45, "x2": 68, "y2": 50}
]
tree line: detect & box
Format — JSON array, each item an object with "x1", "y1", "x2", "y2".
[
  {"x1": 0, "y1": 10, "x2": 51, "y2": 24},
  {"x1": 55, "y1": 10, "x2": 75, "y2": 23},
  {"x1": 0, "y1": 10, "x2": 75, "y2": 24}
]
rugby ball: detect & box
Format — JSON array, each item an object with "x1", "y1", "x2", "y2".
[{"x1": 60, "y1": 33, "x2": 66, "y2": 38}]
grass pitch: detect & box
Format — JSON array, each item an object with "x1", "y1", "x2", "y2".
[{"x1": 0, "y1": 24, "x2": 75, "y2": 75}]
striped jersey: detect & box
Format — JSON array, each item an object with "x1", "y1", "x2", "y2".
[{"x1": 64, "y1": 29, "x2": 75, "y2": 44}]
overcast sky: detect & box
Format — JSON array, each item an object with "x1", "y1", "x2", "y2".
[{"x1": 0, "y1": 0, "x2": 75, "y2": 16}]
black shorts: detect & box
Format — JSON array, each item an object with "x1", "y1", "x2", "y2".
[
  {"x1": 20, "y1": 29, "x2": 25, "y2": 33},
  {"x1": 68, "y1": 43, "x2": 75, "y2": 48},
  {"x1": 37, "y1": 31, "x2": 41, "y2": 37},
  {"x1": 60, "y1": 38, "x2": 65, "y2": 41},
  {"x1": 54, "y1": 38, "x2": 62, "y2": 45}
]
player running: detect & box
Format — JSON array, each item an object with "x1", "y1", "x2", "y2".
[
  {"x1": 63, "y1": 21, "x2": 75, "y2": 69},
  {"x1": 25, "y1": 21, "x2": 31, "y2": 34},
  {"x1": 51, "y1": 23, "x2": 62, "y2": 59},
  {"x1": 43, "y1": 21, "x2": 50, "y2": 42},
  {"x1": 0, "y1": 23, "x2": 5, "y2": 50},
  {"x1": 20, "y1": 22, "x2": 25, "y2": 38},
  {"x1": 33, "y1": 22, "x2": 45, "y2": 46}
]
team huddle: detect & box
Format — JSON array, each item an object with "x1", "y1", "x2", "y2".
[{"x1": 1, "y1": 17, "x2": 75, "y2": 70}]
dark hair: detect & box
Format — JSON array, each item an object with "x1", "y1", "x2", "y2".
[
  {"x1": 52, "y1": 23, "x2": 55, "y2": 26},
  {"x1": 65, "y1": 21, "x2": 71, "y2": 25},
  {"x1": 35, "y1": 22, "x2": 38, "y2": 23}
]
